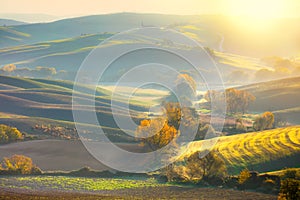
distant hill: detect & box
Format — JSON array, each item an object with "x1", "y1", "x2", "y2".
[
  {"x1": 0, "y1": 13, "x2": 194, "y2": 48},
  {"x1": 0, "y1": 33, "x2": 112, "y2": 72},
  {"x1": 239, "y1": 76, "x2": 300, "y2": 124},
  {"x1": 0, "y1": 13, "x2": 59, "y2": 23},
  {"x1": 0, "y1": 19, "x2": 27, "y2": 26},
  {"x1": 0, "y1": 13, "x2": 299, "y2": 57},
  {"x1": 0, "y1": 32, "x2": 270, "y2": 82}
]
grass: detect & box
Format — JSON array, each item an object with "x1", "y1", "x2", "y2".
[
  {"x1": 0, "y1": 75, "x2": 149, "y2": 142},
  {"x1": 0, "y1": 176, "x2": 162, "y2": 191},
  {"x1": 238, "y1": 76, "x2": 300, "y2": 123},
  {"x1": 0, "y1": 26, "x2": 31, "y2": 37},
  {"x1": 215, "y1": 51, "x2": 272, "y2": 71},
  {"x1": 0, "y1": 33, "x2": 111, "y2": 70},
  {"x1": 181, "y1": 126, "x2": 300, "y2": 174}
]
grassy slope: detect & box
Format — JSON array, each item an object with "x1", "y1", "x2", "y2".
[
  {"x1": 1, "y1": 14, "x2": 299, "y2": 57},
  {"x1": 0, "y1": 75, "x2": 147, "y2": 141},
  {"x1": 239, "y1": 76, "x2": 300, "y2": 124},
  {"x1": 181, "y1": 126, "x2": 300, "y2": 174},
  {"x1": 0, "y1": 33, "x2": 112, "y2": 70},
  {"x1": 2, "y1": 14, "x2": 297, "y2": 74},
  {"x1": 0, "y1": 32, "x2": 270, "y2": 78},
  {"x1": 0, "y1": 13, "x2": 198, "y2": 48}
]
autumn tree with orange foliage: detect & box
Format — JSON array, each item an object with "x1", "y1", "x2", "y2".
[
  {"x1": 135, "y1": 73, "x2": 199, "y2": 150},
  {"x1": 0, "y1": 154, "x2": 41, "y2": 175},
  {"x1": 135, "y1": 118, "x2": 179, "y2": 151}
]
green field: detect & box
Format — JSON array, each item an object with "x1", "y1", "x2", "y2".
[{"x1": 0, "y1": 176, "x2": 161, "y2": 191}]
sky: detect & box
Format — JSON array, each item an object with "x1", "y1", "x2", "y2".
[{"x1": 0, "y1": 0, "x2": 300, "y2": 22}]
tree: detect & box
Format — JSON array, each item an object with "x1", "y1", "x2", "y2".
[
  {"x1": 135, "y1": 118, "x2": 179, "y2": 151},
  {"x1": 163, "y1": 102, "x2": 182, "y2": 129},
  {"x1": 236, "y1": 118, "x2": 246, "y2": 132},
  {"x1": 204, "y1": 90, "x2": 225, "y2": 113},
  {"x1": 1, "y1": 154, "x2": 41, "y2": 175},
  {"x1": 165, "y1": 73, "x2": 197, "y2": 106},
  {"x1": 238, "y1": 168, "x2": 251, "y2": 184},
  {"x1": 195, "y1": 124, "x2": 215, "y2": 141},
  {"x1": 225, "y1": 88, "x2": 256, "y2": 114},
  {"x1": 2, "y1": 64, "x2": 16, "y2": 72},
  {"x1": 278, "y1": 179, "x2": 300, "y2": 200},
  {"x1": 253, "y1": 112, "x2": 275, "y2": 131},
  {"x1": 204, "y1": 88, "x2": 255, "y2": 114},
  {"x1": 175, "y1": 73, "x2": 196, "y2": 98},
  {"x1": 166, "y1": 150, "x2": 226, "y2": 183},
  {"x1": 0, "y1": 124, "x2": 23, "y2": 144}
]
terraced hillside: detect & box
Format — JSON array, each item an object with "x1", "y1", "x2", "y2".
[{"x1": 182, "y1": 126, "x2": 300, "y2": 174}]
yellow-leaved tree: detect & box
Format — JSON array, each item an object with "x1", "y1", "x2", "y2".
[
  {"x1": 0, "y1": 124, "x2": 23, "y2": 144},
  {"x1": 253, "y1": 111, "x2": 275, "y2": 131},
  {"x1": 135, "y1": 118, "x2": 179, "y2": 151},
  {"x1": 1, "y1": 154, "x2": 41, "y2": 175}
]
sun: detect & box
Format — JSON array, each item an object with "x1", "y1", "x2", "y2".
[
  {"x1": 226, "y1": 0, "x2": 284, "y2": 19},
  {"x1": 224, "y1": 0, "x2": 287, "y2": 33}
]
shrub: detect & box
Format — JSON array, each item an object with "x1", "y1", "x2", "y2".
[
  {"x1": 0, "y1": 154, "x2": 41, "y2": 175},
  {"x1": 253, "y1": 112, "x2": 274, "y2": 131},
  {"x1": 282, "y1": 169, "x2": 299, "y2": 180},
  {"x1": 278, "y1": 179, "x2": 300, "y2": 200},
  {"x1": 165, "y1": 150, "x2": 227, "y2": 183},
  {"x1": 238, "y1": 169, "x2": 251, "y2": 184},
  {"x1": 0, "y1": 124, "x2": 23, "y2": 144}
]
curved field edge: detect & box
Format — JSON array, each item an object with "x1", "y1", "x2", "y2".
[{"x1": 180, "y1": 126, "x2": 300, "y2": 174}]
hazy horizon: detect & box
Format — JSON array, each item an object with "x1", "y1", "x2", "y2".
[{"x1": 1, "y1": 0, "x2": 300, "y2": 23}]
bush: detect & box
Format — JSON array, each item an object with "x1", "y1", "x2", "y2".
[
  {"x1": 253, "y1": 112, "x2": 274, "y2": 131},
  {"x1": 282, "y1": 169, "x2": 300, "y2": 180},
  {"x1": 0, "y1": 124, "x2": 23, "y2": 144},
  {"x1": 238, "y1": 169, "x2": 251, "y2": 184},
  {"x1": 165, "y1": 150, "x2": 227, "y2": 183},
  {"x1": 278, "y1": 179, "x2": 300, "y2": 200},
  {"x1": 0, "y1": 155, "x2": 41, "y2": 175}
]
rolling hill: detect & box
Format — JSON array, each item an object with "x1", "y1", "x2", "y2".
[
  {"x1": 239, "y1": 76, "x2": 300, "y2": 124},
  {"x1": 0, "y1": 19, "x2": 27, "y2": 26},
  {"x1": 181, "y1": 126, "x2": 300, "y2": 174},
  {"x1": 0, "y1": 13, "x2": 193, "y2": 48},
  {"x1": 0, "y1": 33, "x2": 112, "y2": 71},
  {"x1": 0, "y1": 75, "x2": 148, "y2": 142},
  {"x1": 0, "y1": 31, "x2": 271, "y2": 83},
  {"x1": 0, "y1": 126, "x2": 298, "y2": 173},
  {"x1": 0, "y1": 13, "x2": 299, "y2": 57}
]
